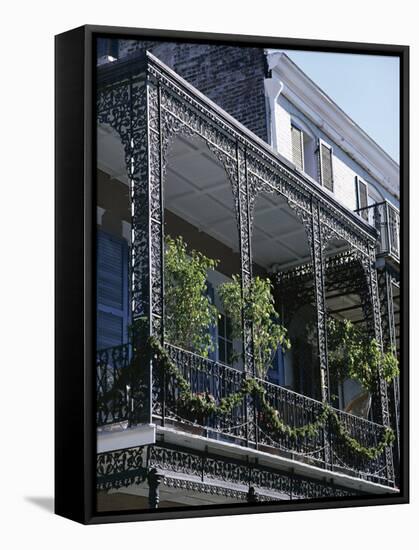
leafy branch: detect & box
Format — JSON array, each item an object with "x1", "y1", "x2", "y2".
[
  {"x1": 327, "y1": 318, "x2": 399, "y2": 393},
  {"x1": 218, "y1": 275, "x2": 290, "y2": 377},
  {"x1": 164, "y1": 235, "x2": 218, "y2": 357}
]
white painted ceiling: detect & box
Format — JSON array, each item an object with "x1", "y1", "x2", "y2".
[
  {"x1": 98, "y1": 127, "x2": 347, "y2": 271},
  {"x1": 98, "y1": 125, "x2": 374, "y2": 326},
  {"x1": 164, "y1": 135, "x2": 240, "y2": 255}
]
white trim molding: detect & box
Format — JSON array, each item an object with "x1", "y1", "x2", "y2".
[
  {"x1": 97, "y1": 423, "x2": 156, "y2": 453},
  {"x1": 264, "y1": 76, "x2": 284, "y2": 151}
]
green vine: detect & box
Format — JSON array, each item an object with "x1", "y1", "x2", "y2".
[
  {"x1": 328, "y1": 410, "x2": 395, "y2": 461},
  {"x1": 218, "y1": 275, "x2": 290, "y2": 377},
  {"x1": 327, "y1": 318, "x2": 399, "y2": 393},
  {"x1": 164, "y1": 235, "x2": 219, "y2": 357},
  {"x1": 148, "y1": 336, "x2": 394, "y2": 460}
]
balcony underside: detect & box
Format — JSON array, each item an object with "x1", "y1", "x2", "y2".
[{"x1": 96, "y1": 438, "x2": 396, "y2": 512}]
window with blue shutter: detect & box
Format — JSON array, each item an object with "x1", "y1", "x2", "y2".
[
  {"x1": 268, "y1": 346, "x2": 286, "y2": 386},
  {"x1": 96, "y1": 230, "x2": 129, "y2": 351},
  {"x1": 267, "y1": 315, "x2": 286, "y2": 385},
  {"x1": 206, "y1": 280, "x2": 233, "y2": 365}
]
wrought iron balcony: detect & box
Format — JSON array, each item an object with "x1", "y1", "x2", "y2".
[
  {"x1": 355, "y1": 200, "x2": 400, "y2": 263},
  {"x1": 97, "y1": 343, "x2": 393, "y2": 487},
  {"x1": 96, "y1": 343, "x2": 132, "y2": 428}
]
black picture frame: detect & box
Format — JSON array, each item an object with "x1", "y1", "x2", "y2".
[{"x1": 55, "y1": 24, "x2": 409, "y2": 524}]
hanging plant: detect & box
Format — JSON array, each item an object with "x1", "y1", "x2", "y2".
[
  {"x1": 218, "y1": 275, "x2": 290, "y2": 378},
  {"x1": 164, "y1": 235, "x2": 219, "y2": 357},
  {"x1": 327, "y1": 318, "x2": 399, "y2": 393}
]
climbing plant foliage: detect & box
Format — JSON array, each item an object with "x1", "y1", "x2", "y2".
[
  {"x1": 164, "y1": 237, "x2": 289, "y2": 377},
  {"x1": 164, "y1": 235, "x2": 218, "y2": 357},
  {"x1": 327, "y1": 318, "x2": 399, "y2": 393},
  {"x1": 218, "y1": 275, "x2": 290, "y2": 377}
]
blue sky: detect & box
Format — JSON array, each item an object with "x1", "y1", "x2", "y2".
[{"x1": 280, "y1": 50, "x2": 400, "y2": 163}]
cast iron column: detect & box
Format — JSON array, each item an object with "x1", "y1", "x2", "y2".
[
  {"x1": 148, "y1": 468, "x2": 165, "y2": 509},
  {"x1": 97, "y1": 74, "x2": 152, "y2": 426},
  {"x1": 246, "y1": 486, "x2": 259, "y2": 503},
  {"x1": 237, "y1": 144, "x2": 257, "y2": 447},
  {"x1": 360, "y1": 246, "x2": 395, "y2": 485},
  {"x1": 311, "y1": 199, "x2": 330, "y2": 404},
  {"x1": 378, "y1": 268, "x2": 400, "y2": 479},
  {"x1": 310, "y1": 199, "x2": 332, "y2": 469}
]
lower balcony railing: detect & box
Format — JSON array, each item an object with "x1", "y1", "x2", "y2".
[{"x1": 97, "y1": 342, "x2": 394, "y2": 487}]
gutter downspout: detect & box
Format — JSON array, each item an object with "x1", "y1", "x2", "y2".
[{"x1": 264, "y1": 76, "x2": 284, "y2": 151}]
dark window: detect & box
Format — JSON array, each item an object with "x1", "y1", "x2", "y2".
[
  {"x1": 217, "y1": 313, "x2": 233, "y2": 365},
  {"x1": 268, "y1": 346, "x2": 285, "y2": 386}
]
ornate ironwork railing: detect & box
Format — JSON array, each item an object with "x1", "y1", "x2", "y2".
[
  {"x1": 96, "y1": 344, "x2": 132, "y2": 427},
  {"x1": 331, "y1": 408, "x2": 389, "y2": 485},
  {"x1": 246, "y1": 376, "x2": 388, "y2": 485},
  {"x1": 355, "y1": 200, "x2": 400, "y2": 262},
  {"x1": 158, "y1": 344, "x2": 248, "y2": 440},
  {"x1": 255, "y1": 378, "x2": 326, "y2": 462},
  {"x1": 97, "y1": 342, "x2": 392, "y2": 485}
]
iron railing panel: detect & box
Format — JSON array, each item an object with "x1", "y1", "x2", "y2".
[{"x1": 96, "y1": 342, "x2": 394, "y2": 485}]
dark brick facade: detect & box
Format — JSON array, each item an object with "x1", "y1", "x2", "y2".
[{"x1": 98, "y1": 38, "x2": 268, "y2": 142}]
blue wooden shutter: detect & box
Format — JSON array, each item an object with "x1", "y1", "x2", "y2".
[
  {"x1": 96, "y1": 231, "x2": 129, "y2": 350},
  {"x1": 268, "y1": 346, "x2": 285, "y2": 386},
  {"x1": 268, "y1": 316, "x2": 286, "y2": 385}
]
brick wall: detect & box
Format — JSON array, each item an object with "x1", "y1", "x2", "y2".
[{"x1": 109, "y1": 39, "x2": 269, "y2": 142}]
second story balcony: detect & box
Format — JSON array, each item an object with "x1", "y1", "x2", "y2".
[
  {"x1": 355, "y1": 200, "x2": 400, "y2": 264},
  {"x1": 97, "y1": 341, "x2": 394, "y2": 488}
]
